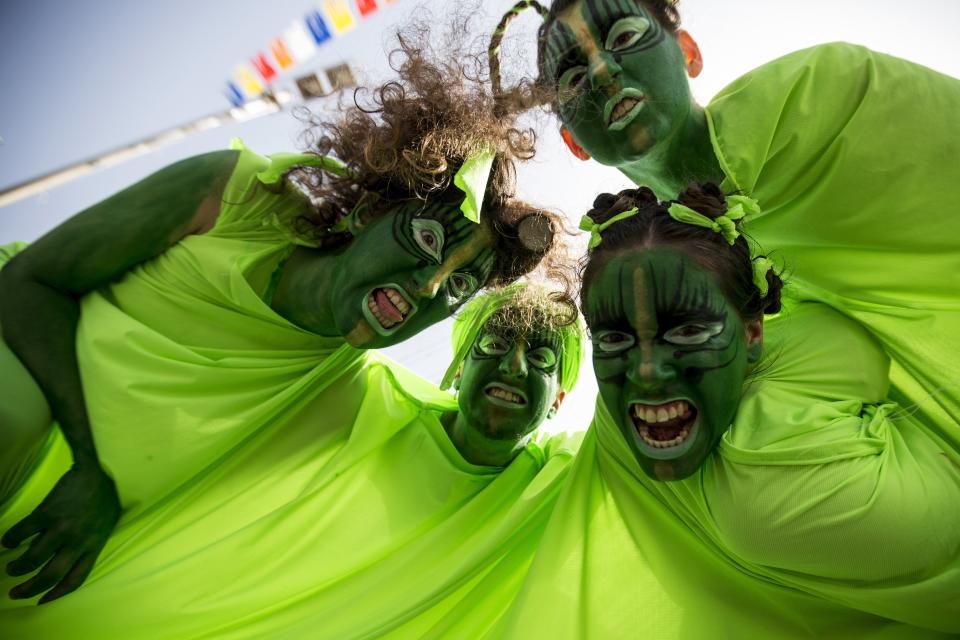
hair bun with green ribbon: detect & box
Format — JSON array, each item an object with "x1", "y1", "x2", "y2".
[{"x1": 579, "y1": 207, "x2": 640, "y2": 250}]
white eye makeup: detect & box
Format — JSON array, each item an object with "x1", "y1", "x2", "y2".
[
  {"x1": 447, "y1": 272, "x2": 478, "y2": 303},
  {"x1": 411, "y1": 218, "x2": 445, "y2": 263},
  {"x1": 558, "y1": 65, "x2": 589, "y2": 103},
  {"x1": 663, "y1": 321, "x2": 725, "y2": 345},
  {"x1": 593, "y1": 329, "x2": 636, "y2": 354},
  {"x1": 605, "y1": 16, "x2": 652, "y2": 52},
  {"x1": 478, "y1": 333, "x2": 509, "y2": 356},
  {"x1": 527, "y1": 347, "x2": 557, "y2": 370}
]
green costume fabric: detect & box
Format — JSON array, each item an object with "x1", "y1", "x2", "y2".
[
  {"x1": 1, "y1": 356, "x2": 580, "y2": 639},
  {"x1": 0, "y1": 145, "x2": 581, "y2": 637},
  {"x1": 496, "y1": 44, "x2": 960, "y2": 638},
  {"x1": 711, "y1": 44, "x2": 960, "y2": 454},
  {"x1": 441, "y1": 283, "x2": 587, "y2": 393}
]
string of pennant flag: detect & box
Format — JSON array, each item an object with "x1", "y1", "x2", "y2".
[{"x1": 225, "y1": 0, "x2": 397, "y2": 106}]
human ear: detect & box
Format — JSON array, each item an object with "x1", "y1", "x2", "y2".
[
  {"x1": 560, "y1": 127, "x2": 591, "y2": 161},
  {"x1": 677, "y1": 30, "x2": 703, "y2": 78},
  {"x1": 547, "y1": 390, "x2": 567, "y2": 419},
  {"x1": 745, "y1": 319, "x2": 763, "y2": 363}
]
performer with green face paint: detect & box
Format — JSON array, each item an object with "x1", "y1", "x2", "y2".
[
  {"x1": 0, "y1": 284, "x2": 587, "y2": 639},
  {"x1": 492, "y1": 0, "x2": 960, "y2": 444},
  {"x1": 0, "y1": 29, "x2": 566, "y2": 605},
  {"x1": 494, "y1": 186, "x2": 960, "y2": 638}
]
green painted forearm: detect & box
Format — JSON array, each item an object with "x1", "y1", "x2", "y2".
[{"x1": 0, "y1": 261, "x2": 101, "y2": 466}]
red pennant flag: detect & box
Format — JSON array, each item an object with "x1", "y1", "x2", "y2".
[
  {"x1": 251, "y1": 52, "x2": 277, "y2": 83},
  {"x1": 355, "y1": 0, "x2": 378, "y2": 17}
]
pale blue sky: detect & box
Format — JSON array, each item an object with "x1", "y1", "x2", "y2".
[{"x1": 1, "y1": 0, "x2": 958, "y2": 432}]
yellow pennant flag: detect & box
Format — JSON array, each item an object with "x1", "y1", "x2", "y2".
[
  {"x1": 322, "y1": 0, "x2": 356, "y2": 34},
  {"x1": 233, "y1": 65, "x2": 264, "y2": 97}
]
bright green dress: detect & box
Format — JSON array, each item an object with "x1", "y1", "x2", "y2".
[
  {"x1": 497, "y1": 44, "x2": 960, "y2": 638},
  {"x1": 0, "y1": 144, "x2": 581, "y2": 638}
]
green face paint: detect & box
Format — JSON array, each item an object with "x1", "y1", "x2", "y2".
[
  {"x1": 331, "y1": 200, "x2": 496, "y2": 348},
  {"x1": 543, "y1": 0, "x2": 693, "y2": 166},
  {"x1": 456, "y1": 318, "x2": 563, "y2": 442},
  {"x1": 585, "y1": 249, "x2": 752, "y2": 480}
]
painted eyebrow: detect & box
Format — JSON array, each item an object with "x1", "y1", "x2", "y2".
[
  {"x1": 639, "y1": 258, "x2": 724, "y2": 324},
  {"x1": 658, "y1": 279, "x2": 727, "y2": 322}
]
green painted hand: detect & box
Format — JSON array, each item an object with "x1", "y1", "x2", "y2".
[{"x1": 3, "y1": 464, "x2": 121, "y2": 604}]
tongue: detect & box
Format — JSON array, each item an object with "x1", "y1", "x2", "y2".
[
  {"x1": 648, "y1": 423, "x2": 683, "y2": 441},
  {"x1": 375, "y1": 289, "x2": 404, "y2": 323}
]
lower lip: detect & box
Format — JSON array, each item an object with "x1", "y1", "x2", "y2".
[{"x1": 608, "y1": 98, "x2": 646, "y2": 132}]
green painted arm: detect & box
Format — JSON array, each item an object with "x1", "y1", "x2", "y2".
[{"x1": 0, "y1": 149, "x2": 239, "y2": 603}]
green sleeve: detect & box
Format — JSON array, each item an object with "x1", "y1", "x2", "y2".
[{"x1": 707, "y1": 43, "x2": 960, "y2": 451}]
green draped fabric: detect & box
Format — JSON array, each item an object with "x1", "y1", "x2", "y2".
[
  {"x1": 496, "y1": 44, "x2": 960, "y2": 638},
  {"x1": 712, "y1": 43, "x2": 960, "y2": 454},
  {"x1": 1, "y1": 354, "x2": 580, "y2": 639},
  {"x1": 0, "y1": 144, "x2": 581, "y2": 637}
]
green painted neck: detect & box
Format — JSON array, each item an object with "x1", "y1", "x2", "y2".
[
  {"x1": 442, "y1": 411, "x2": 530, "y2": 468},
  {"x1": 616, "y1": 105, "x2": 723, "y2": 198},
  {"x1": 270, "y1": 246, "x2": 341, "y2": 336}
]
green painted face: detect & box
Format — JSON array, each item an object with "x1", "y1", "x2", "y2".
[
  {"x1": 542, "y1": 0, "x2": 692, "y2": 166},
  {"x1": 456, "y1": 318, "x2": 563, "y2": 442},
  {"x1": 332, "y1": 201, "x2": 496, "y2": 348},
  {"x1": 585, "y1": 249, "x2": 753, "y2": 480}
]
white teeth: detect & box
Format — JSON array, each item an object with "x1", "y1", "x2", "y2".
[
  {"x1": 368, "y1": 294, "x2": 397, "y2": 328},
  {"x1": 610, "y1": 97, "x2": 639, "y2": 123},
  {"x1": 631, "y1": 401, "x2": 695, "y2": 425},
  {"x1": 637, "y1": 423, "x2": 692, "y2": 448},
  {"x1": 368, "y1": 287, "x2": 414, "y2": 330},
  {"x1": 385, "y1": 288, "x2": 410, "y2": 314},
  {"x1": 488, "y1": 387, "x2": 523, "y2": 404}
]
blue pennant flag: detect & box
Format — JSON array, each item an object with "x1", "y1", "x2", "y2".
[
  {"x1": 305, "y1": 10, "x2": 332, "y2": 45},
  {"x1": 224, "y1": 82, "x2": 245, "y2": 107}
]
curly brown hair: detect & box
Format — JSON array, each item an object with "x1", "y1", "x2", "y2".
[
  {"x1": 580, "y1": 182, "x2": 784, "y2": 322},
  {"x1": 290, "y1": 19, "x2": 569, "y2": 290}
]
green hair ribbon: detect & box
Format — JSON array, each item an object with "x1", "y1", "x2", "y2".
[
  {"x1": 453, "y1": 147, "x2": 497, "y2": 224},
  {"x1": 579, "y1": 207, "x2": 639, "y2": 250},
  {"x1": 751, "y1": 256, "x2": 774, "y2": 297},
  {"x1": 667, "y1": 194, "x2": 760, "y2": 245}
]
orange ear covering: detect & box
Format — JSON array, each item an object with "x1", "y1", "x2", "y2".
[
  {"x1": 560, "y1": 127, "x2": 591, "y2": 161},
  {"x1": 678, "y1": 30, "x2": 703, "y2": 78}
]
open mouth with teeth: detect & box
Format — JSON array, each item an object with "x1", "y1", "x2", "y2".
[
  {"x1": 363, "y1": 285, "x2": 417, "y2": 335},
  {"x1": 604, "y1": 89, "x2": 646, "y2": 131},
  {"x1": 628, "y1": 399, "x2": 699, "y2": 457},
  {"x1": 484, "y1": 382, "x2": 528, "y2": 409}
]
